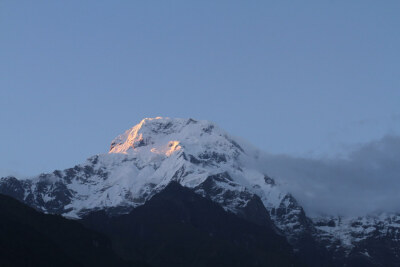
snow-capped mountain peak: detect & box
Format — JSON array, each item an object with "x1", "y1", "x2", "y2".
[
  {"x1": 110, "y1": 117, "x2": 243, "y2": 156},
  {"x1": 0, "y1": 117, "x2": 283, "y2": 219},
  {"x1": 108, "y1": 117, "x2": 249, "y2": 171},
  {"x1": 2, "y1": 117, "x2": 398, "y2": 266}
]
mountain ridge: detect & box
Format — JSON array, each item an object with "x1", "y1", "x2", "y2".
[
  {"x1": 80, "y1": 181, "x2": 301, "y2": 267},
  {"x1": 0, "y1": 192, "x2": 139, "y2": 266},
  {"x1": 1, "y1": 117, "x2": 399, "y2": 266}
]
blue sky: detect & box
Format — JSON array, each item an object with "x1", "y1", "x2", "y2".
[{"x1": 1, "y1": 1, "x2": 399, "y2": 177}]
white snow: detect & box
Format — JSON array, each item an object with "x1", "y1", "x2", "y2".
[
  {"x1": 4, "y1": 117, "x2": 399, "y2": 252},
  {"x1": 13, "y1": 117, "x2": 290, "y2": 222}
]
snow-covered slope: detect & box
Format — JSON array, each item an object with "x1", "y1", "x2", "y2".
[
  {"x1": 1, "y1": 117, "x2": 399, "y2": 265},
  {"x1": 313, "y1": 213, "x2": 400, "y2": 263},
  {"x1": 0, "y1": 118, "x2": 289, "y2": 219}
]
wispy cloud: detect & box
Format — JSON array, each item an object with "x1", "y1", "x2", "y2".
[{"x1": 258, "y1": 135, "x2": 400, "y2": 216}]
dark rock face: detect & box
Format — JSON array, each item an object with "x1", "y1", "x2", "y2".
[
  {"x1": 0, "y1": 193, "x2": 140, "y2": 267},
  {"x1": 2, "y1": 171, "x2": 400, "y2": 266},
  {"x1": 270, "y1": 194, "x2": 332, "y2": 266},
  {"x1": 315, "y1": 215, "x2": 400, "y2": 267},
  {"x1": 81, "y1": 182, "x2": 300, "y2": 267},
  {"x1": 195, "y1": 172, "x2": 249, "y2": 206},
  {"x1": 193, "y1": 173, "x2": 333, "y2": 266},
  {"x1": 264, "y1": 175, "x2": 276, "y2": 186},
  {"x1": 0, "y1": 176, "x2": 25, "y2": 201},
  {"x1": 272, "y1": 194, "x2": 314, "y2": 238},
  {"x1": 194, "y1": 172, "x2": 274, "y2": 227},
  {"x1": 0, "y1": 175, "x2": 75, "y2": 214}
]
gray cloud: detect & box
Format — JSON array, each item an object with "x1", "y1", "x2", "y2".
[{"x1": 258, "y1": 135, "x2": 400, "y2": 217}]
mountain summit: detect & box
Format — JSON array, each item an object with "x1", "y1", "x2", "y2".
[
  {"x1": 0, "y1": 117, "x2": 302, "y2": 242},
  {"x1": 108, "y1": 117, "x2": 248, "y2": 173},
  {"x1": 1, "y1": 117, "x2": 400, "y2": 266},
  {"x1": 0, "y1": 117, "x2": 278, "y2": 217},
  {"x1": 109, "y1": 117, "x2": 229, "y2": 154}
]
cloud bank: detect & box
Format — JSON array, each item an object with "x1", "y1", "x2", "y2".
[{"x1": 258, "y1": 135, "x2": 400, "y2": 217}]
